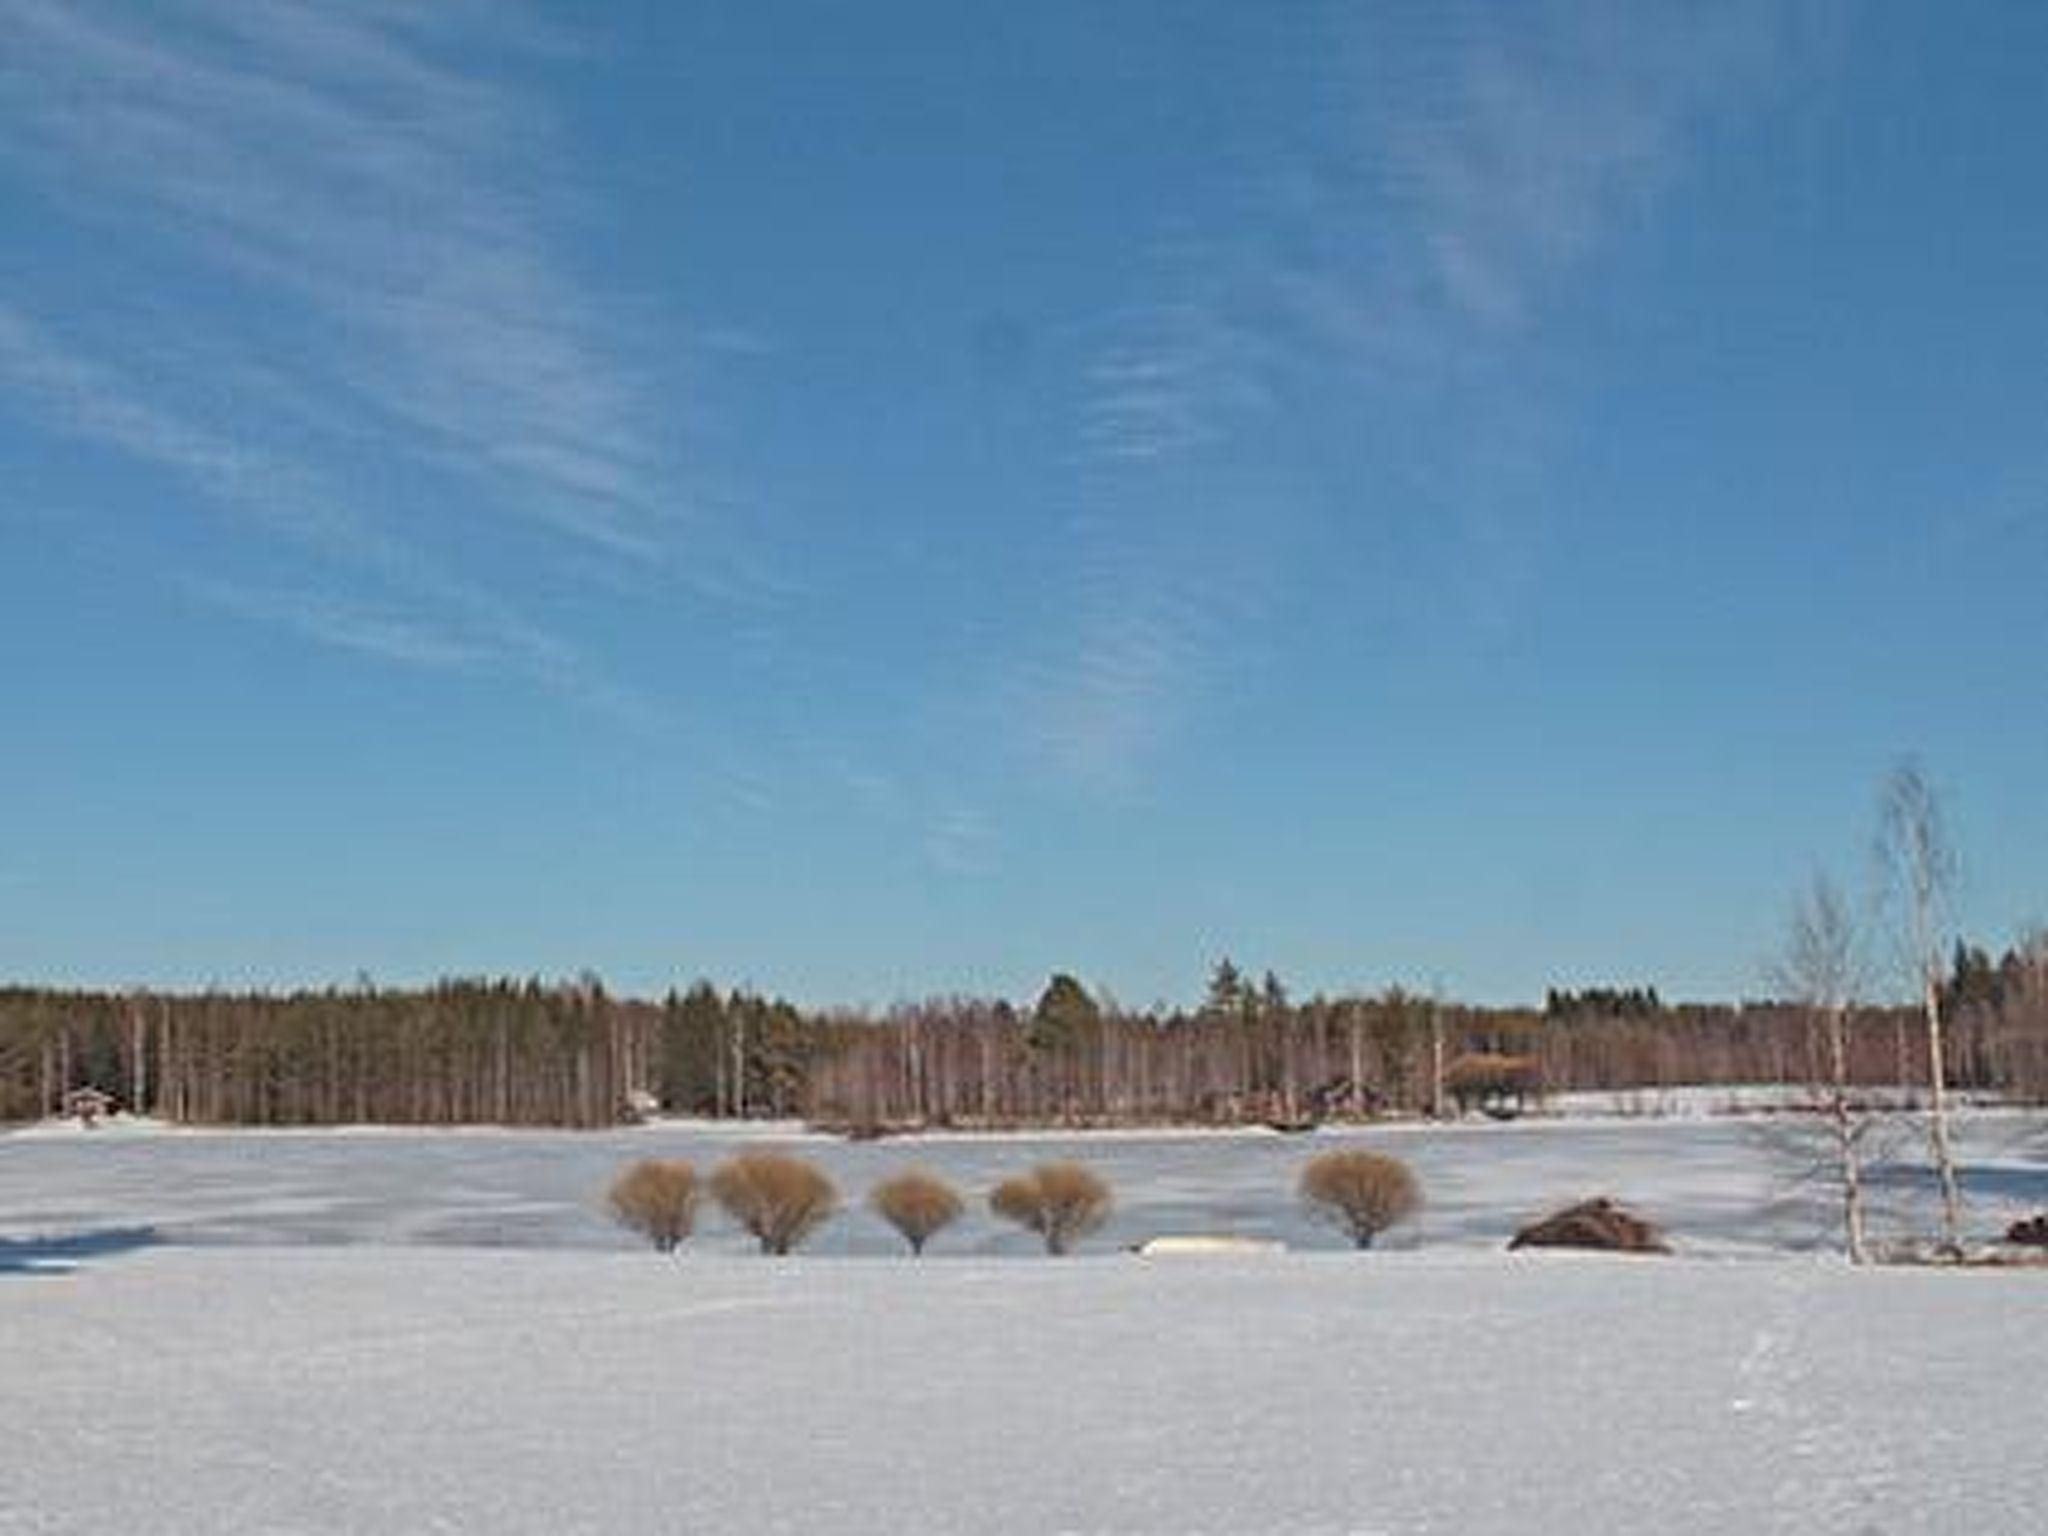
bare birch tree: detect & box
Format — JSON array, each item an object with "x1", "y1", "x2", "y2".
[
  {"x1": 1428, "y1": 984, "x2": 1446, "y2": 1121},
  {"x1": 1876, "y1": 760, "x2": 1965, "y2": 1250},
  {"x1": 1773, "y1": 875, "x2": 1872, "y2": 1262}
]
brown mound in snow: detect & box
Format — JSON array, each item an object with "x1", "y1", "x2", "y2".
[
  {"x1": 1509, "y1": 1197, "x2": 1670, "y2": 1255},
  {"x1": 2007, "y1": 1213, "x2": 2048, "y2": 1248}
]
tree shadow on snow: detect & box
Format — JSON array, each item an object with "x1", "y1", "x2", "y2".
[{"x1": 0, "y1": 1226, "x2": 159, "y2": 1277}]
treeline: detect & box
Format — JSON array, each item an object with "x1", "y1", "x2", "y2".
[
  {"x1": 0, "y1": 978, "x2": 652, "y2": 1128},
  {"x1": 4, "y1": 941, "x2": 2047, "y2": 1128}
]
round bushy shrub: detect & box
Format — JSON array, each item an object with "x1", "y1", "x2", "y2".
[
  {"x1": 710, "y1": 1151, "x2": 839, "y2": 1255},
  {"x1": 989, "y1": 1162, "x2": 1112, "y2": 1255},
  {"x1": 1298, "y1": 1149, "x2": 1421, "y2": 1249},
  {"x1": 869, "y1": 1168, "x2": 965, "y2": 1255},
  {"x1": 606, "y1": 1159, "x2": 700, "y2": 1253}
]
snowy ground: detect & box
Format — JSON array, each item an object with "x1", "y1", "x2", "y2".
[
  {"x1": 4, "y1": 1115, "x2": 2045, "y2": 1533},
  {"x1": 4, "y1": 1247, "x2": 2045, "y2": 1534}
]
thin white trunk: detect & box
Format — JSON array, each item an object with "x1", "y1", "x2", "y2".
[
  {"x1": 129, "y1": 1003, "x2": 148, "y2": 1114},
  {"x1": 731, "y1": 1012, "x2": 747, "y2": 1119},
  {"x1": 1922, "y1": 976, "x2": 1963, "y2": 1250},
  {"x1": 1825, "y1": 1002, "x2": 1868, "y2": 1263},
  {"x1": 1347, "y1": 1010, "x2": 1365, "y2": 1118},
  {"x1": 1429, "y1": 1002, "x2": 1446, "y2": 1121}
]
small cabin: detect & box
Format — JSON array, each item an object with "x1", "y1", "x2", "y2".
[
  {"x1": 1444, "y1": 1053, "x2": 1540, "y2": 1120},
  {"x1": 62, "y1": 1086, "x2": 117, "y2": 1127}
]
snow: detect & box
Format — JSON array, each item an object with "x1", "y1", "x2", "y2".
[
  {"x1": 5, "y1": 1113, "x2": 178, "y2": 1140},
  {"x1": 4, "y1": 1114, "x2": 2046, "y2": 1532},
  {"x1": 3, "y1": 1247, "x2": 2044, "y2": 1533},
  {"x1": 1539, "y1": 1084, "x2": 2017, "y2": 1119},
  {"x1": 1135, "y1": 1234, "x2": 1287, "y2": 1257}
]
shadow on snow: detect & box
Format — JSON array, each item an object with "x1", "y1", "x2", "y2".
[{"x1": 0, "y1": 1225, "x2": 160, "y2": 1277}]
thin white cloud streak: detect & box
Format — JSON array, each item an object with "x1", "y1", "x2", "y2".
[
  {"x1": 1077, "y1": 313, "x2": 1226, "y2": 466},
  {"x1": 1015, "y1": 599, "x2": 1200, "y2": 792},
  {"x1": 190, "y1": 581, "x2": 486, "y2": 672},
  {"x1": 922, "y1": 805, "x2": 998, "y2": 876},
  {"x1": 1014, "y1": 267, "x2": 1283, "y2": 790},
  {"x1": 0, "y1": 0, "x2": 676, "y2": 562},
  {"x1": 1017, "y1": 2, "x2": 1799, "y2": 790},
  {"x1": 1335, "y1": 2, "x2": 1784, "y2": 347},
  {"x1": 0, "y1": 302, "x2": 654, "y2": 725},
  {"x1": 1294, "y1": 1, "x2": 1793, "y2": 628},
  {"x1": 0, "y1": 0, "x2": 744, "y2": 729},
  {"x1": 1071, "y1": 284, "x2": 1280, "y2": 472},
  {"x1": 0, "y1": 303, "x2": 394, "y2": 565}
]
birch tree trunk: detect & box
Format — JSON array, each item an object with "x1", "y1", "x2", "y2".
[
  {"x1": 1779, "y1": 874, "x2": 1873, "y2": 1263},
  {"x1": 1879, "y1": 762, "x2": 1965, "y2": 1251},
  {"x1": 1825, "y1": 999, "x2": 1869, "y2": 1264}
]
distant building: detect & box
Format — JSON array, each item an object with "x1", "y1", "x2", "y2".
[{"x1": 62, "y1": 1086, "x2": 117, "y2": 1127}]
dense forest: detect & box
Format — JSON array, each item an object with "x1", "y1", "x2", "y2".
[{"x1": 4, "y1": 939, "x2": 2046, "y2": 1128}]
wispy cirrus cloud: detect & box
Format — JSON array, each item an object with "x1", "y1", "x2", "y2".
[
  {"x1": 1317, "y1": 2, "x2": 1786, "y2": 355},
  {"x1": 922, "y1": 804, "x2": 998, "y2": 876},
  {"x1": 1013, "y1": 598, "x2": 1201, "y2": 792},
  {"x1": 1010, "y1": 2, "x2": 1803, "y2": 791},
  {"x1": 0, "y1": 303, "x2": 392, "y2": 564},
  {"x1": 0, "y1": 0, "x2": 730, "y2": 711},
  {"x1": 1074, "y1": 299, "x2": 1272, "y2": 467},
  {"x1": 0, "y1": 301, "x2": 649, "y2": 723},
  {"x1": 1005, "y1": 260, "x2": 1282, "y2": 792},
  {"x1": 190, "y1": 580, "x2": 486, "y2": 672},
  {"x1": 1, "y1": 0, "x2": 675, "y2": 558}
]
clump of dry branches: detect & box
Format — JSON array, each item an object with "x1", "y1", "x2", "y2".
[
  {"x1": 869, "y1": 1167, "x2": 965, "y2": 1255},
  {"x1": 1298, "y1": 1149, "x2": 1421, "y2": 1249},
  {"x1": 989, "y1": 1162, "x2": 1112, "y2": 1255},
  {"x1": 710, "y1": 1151, "x2": 839, "y2": 1254},
  {"x1": 606, "y1": 1158, "x2": 700, "y2": 1253}
]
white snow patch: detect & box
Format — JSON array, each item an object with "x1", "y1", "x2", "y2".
[{"x1": 2, "y1": 1247, "x2": 2043, "y2": 1533}]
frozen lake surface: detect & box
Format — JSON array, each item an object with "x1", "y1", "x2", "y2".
[
  {"x1": 2, "y1": 1112, "x2": 2044, "y2": 1257},
  {"x1": 4, "y1": 1115, "x2": 2045, "y2": 1533}
]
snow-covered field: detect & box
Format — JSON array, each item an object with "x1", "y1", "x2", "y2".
[{"x1": 4, "y1": 1115, "x2": 2045, "y2": 1533}]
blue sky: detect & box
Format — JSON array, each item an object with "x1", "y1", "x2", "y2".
[{"x1": 3, "y1": 1, "x2": 2044, "y2": 1007}]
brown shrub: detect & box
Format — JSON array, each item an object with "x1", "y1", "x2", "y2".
[
  {"x1": 1509, "y1": 1197, "x2": 1670, "y2": 1255},
  {"x1": 710, "y1": 1151, "x2": 839, "y2": 1255},
  {"x1": 869, "y1": 1168, "x2": 965, "y2": 1255},
  {"x1": 606, "y1": 1159, "x2": 700, "y2": 1253},
  {"x1": 2007, "y1": 1213, "x2": 2048, "y2": 1247},
  {"x1": 1298, "y1": 1149, "x2": 1421, "y2": 1249},
  {"x1": 989, "y1": 1162, "x2": 1112, "y2": 1255}
]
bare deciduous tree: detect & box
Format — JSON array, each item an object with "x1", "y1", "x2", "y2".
[
  {"x1": 869, "y1": 1167, "x2": 964, "y2": 1255},
  {"x1": 1877, "y1": 761, "x2": 1965, "y2": 1250},
  {"x1": 989, "y1": 1162, "x2": 1111, "y2": 1255},
  {"x1": 1298, "y1": 1149, "x2": 1421, "y2": 1249},
  {"x1": 606, "y1": 1158, "x2": 700, "y2": 1253},
  {"x1": 710, "y1": 1151, "x2": 838, "y2": 1254},
  {"x1": 1428, "y1": 987, "x2": 1446, "y2": 1121},
  {"x1": 1773, "y1": 876, "x2": 1873, "y2": 1262}
]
